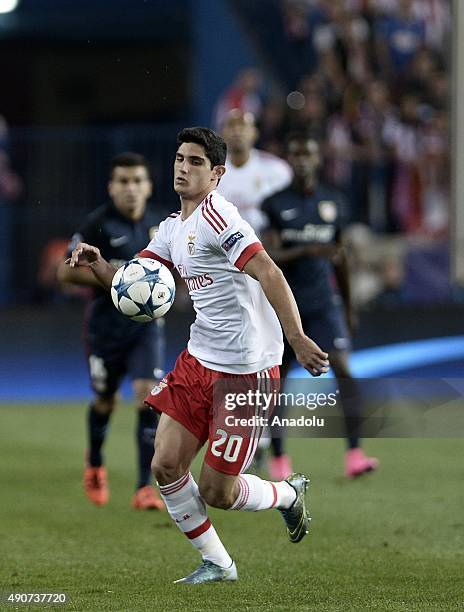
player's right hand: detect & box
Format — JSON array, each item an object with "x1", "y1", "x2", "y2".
[
  {"x1": 68, "y1": 242, "x2": 101, "y2": 268},
  {"x1": 291, "y1": 334, "x2": 330, "y2": 377}
]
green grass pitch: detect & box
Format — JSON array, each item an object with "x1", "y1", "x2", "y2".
[{"x1": 0, "y1": 403, "x2": 463, "y2": 611}]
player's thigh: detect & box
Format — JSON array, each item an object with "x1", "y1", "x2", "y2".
[
  {"x1": 87, "y1": 347, "x2": 126, "y2": 399},
  {"x1": 204, "y1": 366, "x2": 279, "y2": 477},
  {"x1": 126, "y1": 327, "x2": 162, "y2": 406},
  {"x1": 152, "y1": 413, "x2": 203, "y2": 484},
  {"x1": 127, "y1": 324, "x2": 164, "y2": 387}
]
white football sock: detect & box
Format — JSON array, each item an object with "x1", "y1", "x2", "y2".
[
  {"x1": 230, "y1": 474, "x2": 297, "y2": 511},
  {"x1": 159, "y1": 472, "x2": 232, "y2": 568}
]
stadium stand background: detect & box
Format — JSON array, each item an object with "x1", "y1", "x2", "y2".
[{"x1": 0, "y1": 0, "x2": 462, "y2": 401}]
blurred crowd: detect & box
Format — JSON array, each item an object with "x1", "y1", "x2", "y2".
[
  {"x1": 213, "y1": 0, "x2": 451, "y2": 305},
  {"x1": 3, "y1": 0, "x2": 454, "y2": 307}
]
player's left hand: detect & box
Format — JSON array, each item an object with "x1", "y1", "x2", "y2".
[
  {"x1": 291, "y1": 335, "x2": 330, "y2": 377},
  {"x1": 67, "y1": 242, "x2": 102, "y2": 268}
]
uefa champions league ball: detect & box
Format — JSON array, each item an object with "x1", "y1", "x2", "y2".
[{"x1": 111, "y1": 258, "x2": 176, "y2": 322}]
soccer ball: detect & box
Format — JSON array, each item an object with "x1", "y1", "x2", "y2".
[{"x1": 111, "y1": 258, "x2": 175, "y2": 322}]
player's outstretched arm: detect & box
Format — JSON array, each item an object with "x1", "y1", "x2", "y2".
[
  {"x1": 243, "y1": 250, "x2": 329, "y2": 376},
  {"x1": 65, "y1": 242, "x2": 116, "y2": 290}
]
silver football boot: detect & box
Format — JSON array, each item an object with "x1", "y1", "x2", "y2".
[
  {"x1": 279, "y1": 473, "x2": 311, "y2": 543},
  {"x1": 174, "y1": 560, "x2": 238, "y2": 584}
]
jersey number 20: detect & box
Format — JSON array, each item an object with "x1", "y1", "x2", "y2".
[{"x1": 210, "y1": 429, "x2": 243, "y2": 463}]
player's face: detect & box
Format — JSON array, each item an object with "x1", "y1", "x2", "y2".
[
  {"x1": 222, "y1": 117, "x2": 257, "y2": 154},
  {"x1": 108, "y1": 166, "x2": 152, "y2": 221},
  {"x1": 174, "y1": 142, "x2": 225, "y2": 199},
  {"x1": 287, "y1": 140, "x2": 321, "y2": 179}
]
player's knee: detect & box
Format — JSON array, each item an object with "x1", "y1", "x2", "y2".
[
  {"x1": 94, "y1": 396, "x2": 116, "y2": 414},
  {"x1": 151, "y1": 452, "x2": 183, "y2": 486},
  {"x1": 199, "y1": 482, "x2": 235, "y2": 509}
]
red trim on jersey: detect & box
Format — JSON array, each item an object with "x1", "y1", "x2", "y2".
[
  {"x1": 201, "y1": 194, "x2": 227, "y2": 234},
  {"x1": 270, "y1": 482, "x2": 278, "y2": 508},
  {"x1": 138, "y1": 249, "x2": 174, "y2": 270},
  {"x1": 235, "y1": 242, "x2": 264, "y2": 271},
  {"x1": 207, "y1": 196, "x2": 227, "y2": 228},
  {"x1": 201, "y1": 209, "x2": 221, "y2": 234},
  {"x1": 202, "y1": 203, "x2": 222, "y2": 233},
  {"x1": 185, "y1": 518, "x2": 212, "y2": 540}
]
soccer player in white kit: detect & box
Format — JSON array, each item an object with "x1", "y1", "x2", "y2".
[
  {"x1": 218, "y1": 109, "x2": 292, "y2": 235},
  {"x1": 68, "y1": 127, "x2": 329, "y2": 585}
]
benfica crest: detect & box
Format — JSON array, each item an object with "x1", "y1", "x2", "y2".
[{"x1": 187, "y1": 232, "x2": 196, "y2": 256}]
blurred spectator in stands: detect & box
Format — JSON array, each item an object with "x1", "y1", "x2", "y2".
[
  {"x1": 407, "y1": 49, "x2": 450, "y2": 117},
  {"x1": 355, "y1": 79, "x2": 396, "y2": 231},
  {"x1": 289, "y1": 89, "x2": 328, "y2": 141},
  {"x1": 325, "y1": 109, "x2": 353, "y2": 185},
  {"x1": 383, "y1": 92, "x2": 423, "y2": 233},
  {"x1": 426, "y1": 70, "x2": 449, "y2": 112},
  {"x1": 344, "y1": 224, "x2": 408, "y2": 307},
  {"x1": 375, "y1": 256, "x2": 407, "y2": 305},
  {"x1": 313, "y1": 0, "x2": 371, "y2": 86},
  {"x1": 257, "y1": 97, "x2": 289, "y2": 156},
  {"x1": 374, "y1": 0, "x2": 426, "y2": 80},
  {"x1": 213, "y1": 68, "x2": 263, "y2": 130},
  {"x1": 343, "y1": 224, "x2": 381, "y2": 307},
  {"x1": 279, "y1": 0, "x2": 327, "y2": 86},
  {"x1": 418, "y1": 109, "x2": 449, "y2": 237},
  {"x1": 411, "y1": 0, "x2": 450, "y2": 51},
  {"x1": 407, "y1": 47, "x2": 440, "y2": 105},
  {"x1": 317, "y1": 47, "x2": 349, "y2": 113},
  {"x1": 371, "y1": 0, "x2": 450, "y2": 51}
]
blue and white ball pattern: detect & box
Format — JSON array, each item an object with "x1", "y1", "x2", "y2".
[{"x1": 111, "y1": 258, "x2": 175, "y2": 322}]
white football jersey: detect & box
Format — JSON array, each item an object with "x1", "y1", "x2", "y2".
[
  {"x1": 218, "y1": 148, "x2": 293, "y2": 234},
  {"x1": 141, "y1": 190, "x2": 283, "y2": 374}
]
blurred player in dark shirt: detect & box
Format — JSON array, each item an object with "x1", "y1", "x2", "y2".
[
  {"x1": 57, "y1": 152, "x2": 166, "y2": 508},
  {"x1": 262, "y1": 134, "x2": 378, "y2": 478}
]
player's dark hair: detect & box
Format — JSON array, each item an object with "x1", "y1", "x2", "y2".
[
  {"x1": 110, "y1": 152, "x2": 151, "y2": 178},
  {"x1": 177, "y1": 127, "x2": 227, "y2": 167}
]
